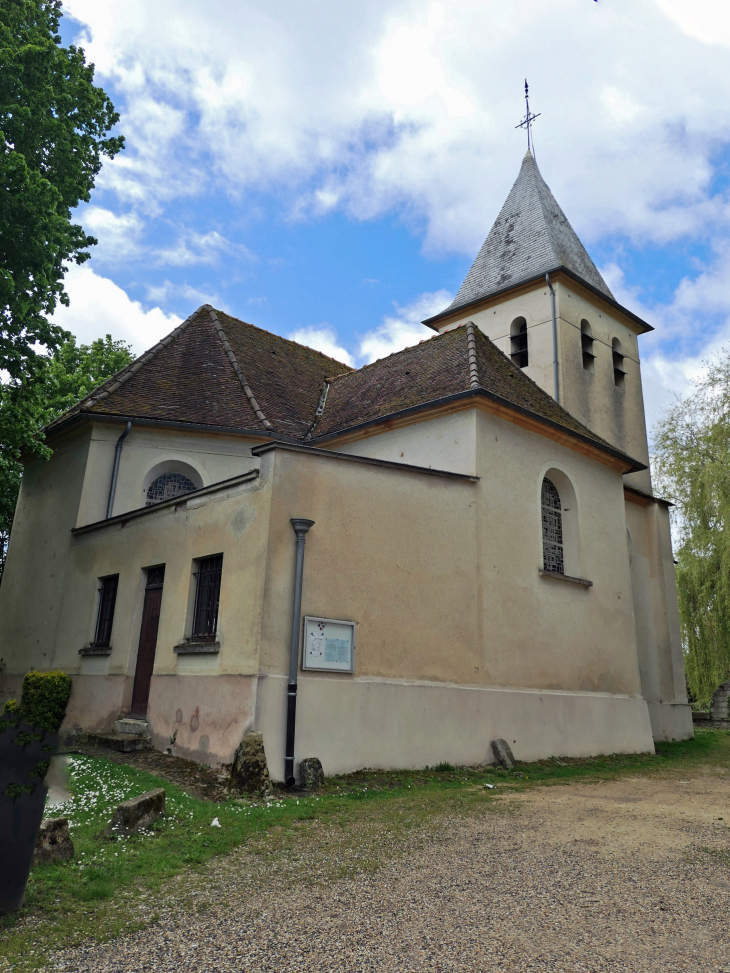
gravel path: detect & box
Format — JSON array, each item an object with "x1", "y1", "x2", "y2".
[{"x1": 52, "y1": 772, "x2": 730, "y2": 972}]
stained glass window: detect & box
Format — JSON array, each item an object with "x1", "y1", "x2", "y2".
[
  {"x1": 145, "y1": 472, "x2": 197, "y2": 506},
  {"x1": 541, "y1": 477, "x2": 564, "y2": 575}
]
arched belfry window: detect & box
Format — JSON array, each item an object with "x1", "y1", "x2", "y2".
[
  {"x1": 510, "y1": 317, "x2": 528, "y2": 368},
  {"x1": 145, "y1": 471, "x2": 197, "y2": 506},
  {"x1": 581, "y1": 320, "x2": 595, "y2": 371},
  {"x1": 612, "y1": 338, "x2": 626, "y2": 388},
  {"x1": 541, "y1": 477, "x2": 564, "y2": 575}
]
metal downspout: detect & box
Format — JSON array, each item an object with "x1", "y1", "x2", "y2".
[
  {"x1": 285, "y1": 517, "x2": 315, "y2": 786},
  {"x1": 106, "y1": 421, "x2": 132, "y2": 519},
  {"x1": 546, "y1": 274, "x2": 559, "y2": 404}
]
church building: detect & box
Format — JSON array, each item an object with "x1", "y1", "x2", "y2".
[{"x1": 0, "y1": 151, "x2": 693, "y2": 780}]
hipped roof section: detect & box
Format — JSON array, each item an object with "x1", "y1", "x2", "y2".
[
  {"x1": 46, "y1": 305, "x2": 353, "y2": 439},
  {"x1": 311, "y1": 324, "x2": 641, "y2": 470},
  {"x1": 424, "y1": 151, "x2": 618, "y2": 327},
  {"x1": 46, "y1": 305, "x2": 643, "y2": 472}
]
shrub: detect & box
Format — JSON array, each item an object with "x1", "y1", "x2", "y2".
[{"x1": 19, "y1": 670, "x2": 72, "y2": 733}]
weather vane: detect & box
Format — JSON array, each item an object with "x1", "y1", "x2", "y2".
[{"x1": 515, "y1": 79, "x2": 540, "y2": 155}]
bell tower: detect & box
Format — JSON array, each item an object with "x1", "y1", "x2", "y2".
[{"x1": 422, "y1": 151, "x2": 654, "y2": 494}]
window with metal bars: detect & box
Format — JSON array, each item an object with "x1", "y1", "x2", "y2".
[
  {"x1": 510, "y1": 317, "x2": 528, "y2": 368},
  {"x1": 541, "y1": 478, "x2": 564, "y2": 575},
  {"x1": 192, "y1": 554, "x2": 223, "y2": 639},
  {"x1": 94, "y1": 574, "x2": 119, "y2": 646},
  {"x1": 581, "y1": 320, "x2": 595, "y2": 371},
  {"x1": 612, "y1": 338, "x2": 626, "y2": 388}
]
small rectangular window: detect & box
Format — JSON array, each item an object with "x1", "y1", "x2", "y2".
[
  {"x1": 192, "y1": 554, "x2": 223, "y2": 639},
  {"x1": 94, "y1": 574, "x2": 119, "y2": 646}
]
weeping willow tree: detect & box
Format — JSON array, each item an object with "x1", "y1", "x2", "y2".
[{"x1": 653, "y1": 354, "x2": 730, "y2": 708}]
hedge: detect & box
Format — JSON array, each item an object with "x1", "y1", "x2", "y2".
[{"x1": 3, "y1": 671, "x2": 72, "y2": 733}]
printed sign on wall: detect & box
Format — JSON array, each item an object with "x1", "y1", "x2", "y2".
[{"x1": 302, "y1": 617, "x2": 356, "y2": 672}]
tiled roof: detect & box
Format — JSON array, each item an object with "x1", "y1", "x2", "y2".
[
  {"x1": 47, "y1": 306, "x2": 352, "y2": 437},
  {"x1": 47, "y1": 304, "x2": 640, "y2": 469},
  {"x1": 312, "y1": 324, "x2": 617, "y2": 453},
  {"x1": 430, "y1": 151, "x2": 613, "y2": 320}
]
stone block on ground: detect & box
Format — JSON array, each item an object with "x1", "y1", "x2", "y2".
[
  {"x1": 491, "y1": 738, "x2": 515, "y2": 769},
  {"x1": 106, "y1": 788, "x2": 165, "y2": 837},
  {"x1": 229, "y1": 731, "x2": 272, "y2": 797},
  {"x1": 33, "y1": 818, "x2": 74, "y2": 866},
  {"x1": 298, "y1": 757, "x2": 325, "y2": 790}
]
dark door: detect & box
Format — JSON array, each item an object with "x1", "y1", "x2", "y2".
[{"x1": 129, "y1": 566, "x2": 165, "y2": 718}]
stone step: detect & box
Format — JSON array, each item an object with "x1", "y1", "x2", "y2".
[
  {"x1": 85, "y1": 732, "x2": 151, "y2": 753},
  {"x1": 114, "y1": 718, "x2": 150, "y2": 737}
]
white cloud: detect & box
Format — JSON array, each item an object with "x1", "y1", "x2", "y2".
[
  {"x1": 155, "y1": 230, "x2": 254, "y2": 268},
  {"x1": 81, "y1": 206, "x2": 144, "y2": 261},
  {"x1": 59, "y1": 0, "x2": 730, "y2": 256},
  {"x1": 287, "y1": 326, "x2": 354, "y2": 367},
  {"x1": 358, "y1": 289, "x2": 449, "y2": 363},
  {"x1": 52, "y1": 265, "x2": 181, "y2": 354}
]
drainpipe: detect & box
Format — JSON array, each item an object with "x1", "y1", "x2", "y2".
[
  {"x1": 285, "y1": 517, "x2": 315, "y2": 786},
  {"x1": 106, "y1": 421, "x2": 132, "y2": 519},
  {"x1": 546, "y1": 274, "x2": 559, "y2": 405}
]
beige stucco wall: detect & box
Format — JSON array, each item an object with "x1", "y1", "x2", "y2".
[
  {"x1": 625, "y1": 497, "x2": 691, "y2": 740},
  {"x1": 438, "y1": 281, "x2": 652, "y2": 493},
  {"x1": 0, "y1": 403, "x2": 668, "y2": 771},
  {"x1": 76, "y1": 421, "x2": 264, "y2": 526},
  {"x1": 335, "y1": 410, "x2": 477, "y2": 476},
  {"x1": 0, "y1": 426, "x2": 92, "y2": 675}
]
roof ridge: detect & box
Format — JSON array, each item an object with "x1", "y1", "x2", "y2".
[
  {"x1": 205, "y1": 306, "x2": 273, "y2": 430},
  {"x1": 469, "y1": 323, "x2": 613, "y2": 447},
  {"x1": 46, "y1": 305, "x2": 207, "y2": 430},
  {"x1": 465, "y1": 322, "x2": 480, "y2": 390}
]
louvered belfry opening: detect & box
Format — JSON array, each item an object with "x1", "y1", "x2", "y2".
[
  {"x1": 581, "y1": 320, "x2": 595, "y2": 371},
  {"x1": 510, "y1": 317, "x2": 529, "y2": 368},
  {"x1": 612, "y1": 338, "x2": 626, "y2": 388},
  {"x1": 541, "y1": 477, "x2": 564, "y2": 575},
  {"x1": 192, "y1": 554, "x2": 223, "y2": 640}
]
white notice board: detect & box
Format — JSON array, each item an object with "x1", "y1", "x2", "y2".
[{"x1": 302, "y1": 616, "x2": 355, "y2": 672}]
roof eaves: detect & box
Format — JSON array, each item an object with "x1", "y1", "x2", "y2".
[
  {"x1": 312, "y1": 387, "x2": 646, "y2": 473},
  {"x1": 44, "y1": 410, "x2": 300, "y2": 445},
  {"x1": 422, "y1": 266, "x2": 654, "y2": 335}
]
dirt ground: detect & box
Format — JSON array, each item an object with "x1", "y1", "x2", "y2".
[{"x1": 51, "y1": 766, "x2": 730, "y2": 973}]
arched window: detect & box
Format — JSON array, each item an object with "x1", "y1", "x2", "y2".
[
  {"x1": 145, "y1": 471, "x2": 197, "y2": 506},
  {"x1": 510, "y1": 317, "x2": 528, "y2": 368},
  {"x1": 541, "y1": 477, "x2": 564, "y2": 575},
  {"x1": 581, "y1": 319, "x2": 595, "y2": 371},
  {"x1": 612, "y1": 338, "x2": 626, "y2": 388}
]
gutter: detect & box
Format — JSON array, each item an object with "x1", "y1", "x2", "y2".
[
  {"x1": 545, "y1": 274, "x2": 559, "y2": 404},
  {"x1": 285, "y1": 518, "x2": 315, "y2": 786},
  {"x1": 106, "y1": 421, "x2": 132, "y2": 518}
]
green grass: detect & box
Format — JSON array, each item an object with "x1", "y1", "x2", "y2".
[{"x1": 0, "y1": 728, "x2": 727, "y2": 971}]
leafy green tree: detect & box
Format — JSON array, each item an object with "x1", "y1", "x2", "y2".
[
  {"x1": 653, "y1": 353, "x2": 730, "y2": 708},
  {"x1": 0, "y1": 334, "x2": 134, "y2": 574},
  {"x1": 0, "y1": 0, "x2": 124, "y2": 386}
]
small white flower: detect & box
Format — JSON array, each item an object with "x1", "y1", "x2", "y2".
[{"x1": 211, "y1": 817, "x2": 221, "y2": 828}]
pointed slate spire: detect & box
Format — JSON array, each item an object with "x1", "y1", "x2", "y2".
[{"x1": 444, "y1": 151, "x2": 613, "y2": 316}]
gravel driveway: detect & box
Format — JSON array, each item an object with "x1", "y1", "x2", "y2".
[{"x1": 52, "y1": 771, "x2": 730, "y2": 972}]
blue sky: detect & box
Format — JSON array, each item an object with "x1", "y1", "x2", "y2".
[{"x1": 53, "y1": 0, "x2": 730, "y2": 432}]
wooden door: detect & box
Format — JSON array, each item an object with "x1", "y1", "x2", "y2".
[{"x1": 129, "y1": 566, "x2": 165, "y2": 718}]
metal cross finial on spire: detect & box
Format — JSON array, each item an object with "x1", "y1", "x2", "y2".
[{"x1": 515, "y1": 79, "x2": 540, "y2": 154}]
